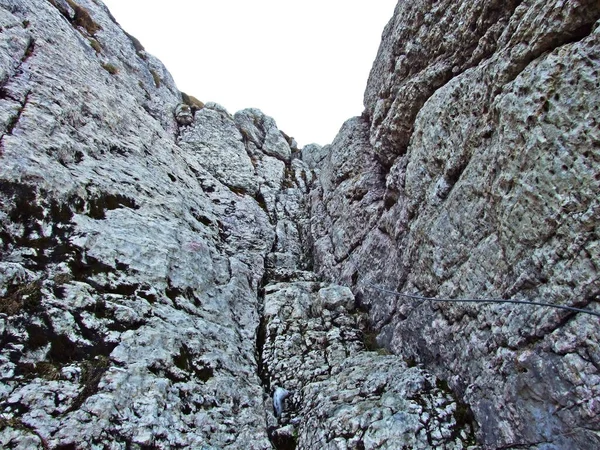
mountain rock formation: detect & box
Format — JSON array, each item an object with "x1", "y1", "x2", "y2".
[{"x1": 0, "y1": 0, "x2": 598, "y2": 449}]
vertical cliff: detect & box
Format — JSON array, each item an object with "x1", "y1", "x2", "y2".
[
  {"x1": 0, "y1": 1, "x2": 474, "y2": 449},
  {"x1": 0, "y1": 0, "x2": 277, "y2": 447},
  {"x1": 308, "y1": 0, "x2": 600, "y2": 448},
  {"x1": 1, "y1": 0, "x2": 599, "y2": 449}
]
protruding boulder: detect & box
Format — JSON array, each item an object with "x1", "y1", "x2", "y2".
[
  {"x1": 179, "y1": 107, "x2": 259, "y2": 195},
  {"x1": 301, "y1": 143, "x2": 328, "y2": 169},
  {"x1": 234, "y1": 108, "x2": 292, "y2": 161}
]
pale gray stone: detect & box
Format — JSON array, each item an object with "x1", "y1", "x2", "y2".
[
  {"x1": 260, "y1": 281, "x2": 474, "y2": 449},
  {"x1": 234, "y1": 108, "x2": 291, "y2": 161},
  {"x1": 2, "y1": 0, "x2": 598, "y2": 448},
  {"x1": 301, "y1": 143, "x2": 328, "y2": 169},
  {"x1": 308, "y1": 1, "x2": 600, "y2": 448},
  {"x1": 179, "y1": 107, "x2": 259, "y2": 195},
  {"x1": 0, "y1": 0, "x2": 273, "y2": 447}
]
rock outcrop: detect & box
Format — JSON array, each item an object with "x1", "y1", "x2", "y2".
[
  {"x1": 0, "y1": 0, "x2": 273, "y2": 447},
  {"x1": 308, "y1": 0, "x2": 600, "y2": 449},
  {"x1": 0, "y1": 0, "x2": 598, "y2": 449}
]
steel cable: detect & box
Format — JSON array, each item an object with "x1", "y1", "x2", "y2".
[{"x1": 366, "y1": 284, "x2": 600, "y2": 318}]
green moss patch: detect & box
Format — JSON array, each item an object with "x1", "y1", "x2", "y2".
[
  {"x1": 89, "y1": 38, "x2": 102, "y2": 54},
  {"x1": 173, "y1": 344, "x2": 214, "y2": 382},
  {"x1": 17, "y1": 361, "x2": 61, "y2": 381},
  {"x1": 49, "y1": 0, "x2": 102, "y2": 36}
]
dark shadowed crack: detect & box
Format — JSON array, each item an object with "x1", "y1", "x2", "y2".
[
  {"x1": 1, "y1": 90, "x2": 30, "y2": 147},
  {"x1": 64, "y1": 355, "x2": 109, "y2": 414}
]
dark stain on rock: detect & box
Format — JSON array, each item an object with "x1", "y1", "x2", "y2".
[
  {"x1": 124, "y1": 31, "x2": 146, "y2": 59},
  {"x1": 65, "y1": 355, "x2": 110, "y2": 413},
  {"x1": 165, "y1": 282, "x2": 201, "y2": 307},
  {"x1": 0, "y1": 183, "x2": 88, "y2": 270},
  {"x1": 22, "y1": 38, "x2": 35, "y2": 62},
  {"x1": 49, "y1": 0, "x2": 102, "y2": 36},
  {"x1": 0, "y1": 280, "x2": 43, "y2": 315},
  {"x1": 86, "y1": 192, "x2": 139, "y2": 220},
  {"x1": 268, "y1": 427, "x2": 298, "y2": 450},
  {"x1": 436, "y1": 378, "x2": 478, "y2": 445},
  {"x1": 138, "y1": 288, "x2": 158, "y2": 304},
  {"x1": 5, "y1": 92, "x2": 30, "y2": 137},
  {"x1": 173, "y1": 344, "x2": 214, "y2": 382},
  {"x1": 54, "y1": 444, "x2": 78, "y2": 450},
  {"x1": 191, "y1": 210, "x2": 213, "y2": 227}
]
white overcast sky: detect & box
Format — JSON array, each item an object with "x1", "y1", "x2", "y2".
[{"x1": 101, "y1": 1, "x2": 397, "y2": 147}]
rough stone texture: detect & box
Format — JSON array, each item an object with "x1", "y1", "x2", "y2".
[
  {"x1": 2, "y1": 0, "x2": 599, "y2": 449},
  {"x1": 260, "y1": 281, "x2": 475, "y2": 450},
  {"x1": 0, "y1": 1, "x2": 468, "y2": 449},
  {"x1": 300, "y1": 143, "x2": 328, "y2": 170},
  {"x1": 307, "y1": 1, "x2": 600, "y2": 449},
  {"x1": 179, "y1": 106, "x2": 259, "y2": 195},
  {"x1": 234, "y1": 108, "x2": 292, "y2": 162},
  {"x1": 297, "y1": 356, "x2": 474, "y2": 450},
  {"x1": 0, "y1": 0, "x2": 275, "y2": 448}
]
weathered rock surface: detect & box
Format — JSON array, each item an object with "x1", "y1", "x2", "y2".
[
  {"x1": 261, "y1": 281, "x2": 475, "y2": 450},
  {"x1": 179, "y1": 106, "x2": 260, "y2": 195},
  {"x1": 2, "y1": 0, "x2": 599, "y2": 449},
  {"x1": 307, "y1": 1, "x2": 600, "y2": 449},
  {"x1": 0, "y1": 0, "x2": 276, "y2": 447},
  {"x1": 0, "y1": 1, "x2": 470, "y2": 449},
  {"x1": 234, "y1": 109, "x2": 292, "y2": 162}
]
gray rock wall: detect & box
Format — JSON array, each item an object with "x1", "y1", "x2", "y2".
[
  {"x1": 0, "y1": 1, "x2": 470, "y2": 449},
  {"x1": 0, "y1": 0, "x2": 278, "y2": 447},
  {"x1": 307, "y1": 0, "x2": 600, "y2": 449},
  {"x1": 1, "y1": 0, "x2": 599, "y2": 449}
]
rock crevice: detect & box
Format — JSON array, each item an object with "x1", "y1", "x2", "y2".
[{"x1": 1, "y1": 0, "x2": 599, "y2": 449}]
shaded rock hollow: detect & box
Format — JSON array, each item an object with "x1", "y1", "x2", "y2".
[{"x1": 0, "y1": 0, "x2": 598, "y2": 449}]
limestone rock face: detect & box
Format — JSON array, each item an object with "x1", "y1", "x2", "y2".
[
  {"x1": 179, "y1": 106, "x2": 260, "y2": 195},
  {"x1": 307, "y1": 1, "x2": 600, "y2": 448},
  {"x1": 234, "y1": 109, "x2": 292, "y2": 162},
  {"x1": 0, "y1": 0, "x2": 277, "y2": 447},
  {"x1": 0, "y1": 1, "x2": 468, "y2": 449},
  {"x1": 2, "y1": 0, "x2": 599, "y2": 449},
  {"x1": 260, "y1": 281, "x2": 475, "y2": 450}
]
